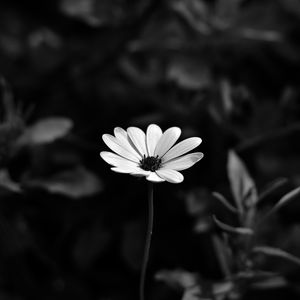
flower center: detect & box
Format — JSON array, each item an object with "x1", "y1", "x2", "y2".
[{"x1": 140, "y1": 155, "x2": 162, "y2": 172}]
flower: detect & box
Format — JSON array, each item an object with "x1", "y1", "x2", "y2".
[{"x1": 100, "y1": 124, "x2": 203, "y2": 183}]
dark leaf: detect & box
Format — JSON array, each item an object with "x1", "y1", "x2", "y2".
[
  {"x1": 213, "y1": 215, "x2": 254, "y2": 235},
  {"x1": 155, "y1": 269, "x2": 197, "y2": 289},
  {"x1": 0, "y1": 169, "x2": 21, "y2": 193},
  {"x1": 259, "y1": 186, "x2": 300, "y2": 223},
  {"x1": 227, "y1": 150, "x2": 257, "y2": 213},
  {"x1": 273, "y1": 186, "x2": 300, "y2": 211},
  {"x1": 212, "y1": 192, "x2": 238, "y2": 213},
  {"x1": 253, "y1": 246, "x2": 300, "y2": 267},
  {"x1": 182, "y1": 286, "x2": 202, "y2": 300},
  {"x1": 167, "y1": 57, "x2": 212, "y2": 90},
  {"x1": 250, "y1": 275, "x2": 287, "y2": 289},
  {"x1": 17, "y1": 117, "x2": 73, "y2": 145},
  {"x1": 257, "y1": 177, "x2": 288, "y2": 204},
  {"x1": 24, "y1": 166, "x2": 102, "y2": 199}
]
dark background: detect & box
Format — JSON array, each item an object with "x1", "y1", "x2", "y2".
[{"x1": 1, "y1": 0, "x2": 300, "y2": 299}]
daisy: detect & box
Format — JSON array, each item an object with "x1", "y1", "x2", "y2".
[{"x1": 100, "y1": 124, "x2": 203, "y2": 183}]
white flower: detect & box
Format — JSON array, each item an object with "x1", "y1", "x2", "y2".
[{"x1": 100, "y1": 124, "x2": 203, "y2": 183}]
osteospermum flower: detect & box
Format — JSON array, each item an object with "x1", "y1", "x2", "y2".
[{"x1": 100, "y1": 124, "x2": 203, "y2": 183}]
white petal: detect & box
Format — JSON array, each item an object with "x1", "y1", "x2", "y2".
[
  {"x1": 111, "y1": 167, "x2": 134, "y2": 174},
  {"x1": 100, "y1": 151, "x2": 138, "y2": 169},
  {"x1": 130, "y1": 169, "x2": 151, "y2": 177},
  {"x1": 113, "y1": 127, "x2": 142, "y2": 159},
  {"x1": 154, "y1": 127, "x2": 181, "y2": 158},
  {"x1": 127, "y1": 127, "x2": 148, "y2": 156},
  {"x1": 146, "y1": 124, "x2": 163, "y2": 156},
  {"x1": 162, "y1": 152, "x2": 204, "y2": 171},
  {"x1": 102, "y1": 134, "x2": 140, "y2": 162},
  {"x1": 146, "y1": 172, "x2": 165, "y2": 182},
  {"x1": 155, "y1": 169, "x2": 184, "y2": 184},
  {"x1": 111, "y1": 167, "x2": 150, "y2": 177},
  {"x1": 114, "y1": 127, "x2": 127, "y2": 140},
  {"x1": 163, "y1": 137, "x2": 202, "y2": 162}
]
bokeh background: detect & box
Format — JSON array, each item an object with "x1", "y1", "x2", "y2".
[{"x1": 1, "y1": 0, "x2": 300, "y2": 299}]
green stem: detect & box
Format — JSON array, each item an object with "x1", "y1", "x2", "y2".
[{"x1": 140, "y1": 182, "x2": 154, "y2": 300}]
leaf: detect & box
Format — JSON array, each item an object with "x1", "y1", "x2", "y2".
[
  {"x1": 181, "y1": 281, "x2": 233, "y2": 300},
  {"x1": 227, "y1": 150, "x2": 257, "y2": 213},
  {"x1": 60, "y1": 0, "x2": 101, "y2": 26},
  {"x1": 253, "y1": 246, "x2": 300, "y2": 267},
  {"x1": 24, "y1": 166, "x2": 102, "y2": 199},
  {"x1": 212, "y1": 235, "x2": 232, "y2": 278},
  {"x1": 155, "y1": 269, "x2": 198, "y2": 289},
  {"x1": 171, "y1": 0, "x2": 211, "y2": 35},
  {"x1": 17, "y1": 117, "x2": 73, "y2": 145},
  {"x1": 0, "y1": 169, "x2": 21, "y2": 193},
  {"x1": 212, "y1": 281, "x2": 233, "y2": 296},
  {"x1": 259, "y1": 186, "x2": 300, "y2": 223},
  {"x1": 257, "y1": 177, "x2": 288, "y2": 204},
  {"x1": 182, "y1": 286, "x2": 202, "y2": 300},
  {"x1": 213, "y1": 215, "x2": 254, "y2": 235},
  {"x1": 60, "y1": 0, "x2": 125, "y2": 27},
  {"x1": 167, "y1": 57, "x2": 212, "y2": 90},
  {"x1": 250, "y1": 275, "x2": 287, "y2": 289},
  {"x1": 212, "y1": 192, "x2": 238, "y2": 213},
  {"x1": 273, "y1": 186, "x2": 300, "y2": 211}
]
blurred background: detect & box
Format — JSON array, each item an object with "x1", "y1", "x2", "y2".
[{"x1": 1, "y1": 0, "x2": 300, "y2": 299}]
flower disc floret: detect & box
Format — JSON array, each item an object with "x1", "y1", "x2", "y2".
[{"x1": 140, "y1": 155, "x2": 162, "y2": 172}]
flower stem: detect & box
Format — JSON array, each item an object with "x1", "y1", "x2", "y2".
[{"x1": 140, "y1": 182, "x2": 154, "y2": 300}]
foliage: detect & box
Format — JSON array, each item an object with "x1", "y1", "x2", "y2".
[{"x1": 0, "y1": 0, "x2": 300, "y2": 299}]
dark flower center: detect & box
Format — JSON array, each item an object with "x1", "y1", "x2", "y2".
[{"x1": 140, "y1": 155, "x2": 162, "y2": 171}]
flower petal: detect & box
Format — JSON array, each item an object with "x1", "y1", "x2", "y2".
[
  {"x1": 154, "y1": 127, "x2": 181, "y2": 158},
  {"x1": 127, "y1": 127, "x2": 148, "y2": 156},
  {"x1": 146, "y1": 124, "x2": 163, "y2": 156},
  {"x1": 146, "y1": 172, "x2": 165, "y2": 182},
  {"x1": 100, "y1": 151, "x2": 138, "y2": 169},
  {"x1": 102, "y1": 134, "x2": 140, "y2": 162},
  {"x1": 114, "y1": 127, "x2": 142, "y2": 159},
  {"x1": 162, "y1": 152, "x2": 204, "y2": 171},
  {"x1": 155, "y1": 169, "x2": 184, "y2": 183},
  {"x1": 111, "y1": 167, "x2": 150, "y2": 177},
  {"x1": 162, "y1": 137, "x2": 202, "y2": 162}
]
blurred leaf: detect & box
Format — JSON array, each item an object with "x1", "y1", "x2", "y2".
[
  {"x1": 259, "y1": 186, "x2": 300, "y2": 223},
  {"x1": 213, "y1": 215, "x2": 253, "y2": 235},
  {"x1": 167, "y1": 57, "x2": 212, "y2": 90},
  {"x1": 17, "y1": 117, "x2": 73, "y2": 145},
  {"x1": 155, "y1": 269, "x2": 198, "y2": 289},
  {"x1": 212, "y1": 192, "x2": 238, "y2": 213},
  {"x1": 253, "y1": 246, "x2": 300, "y2": 267},
  {"x1": 24, "y1": 166, "x2": 102, "y2": 199},
  {"x1": 182, "y1": 286, "x2": 201, "y2": 300},
  {"x1": 181, "y1": 281, "x2": 233, "y2": 300},
  {"x1": 171, "y1": 0, "x2": 211, "y2": 35},
  {"x1": 0, "y1": 169, "x2": 21, "y2": 193},
  {"x1": 212, "y1": 281, "x2": 233, "y2": 298},
  {"x1": 212, "y1": 234, "x2": 232, "y2": 278},
  {"x1": 257, "y1": 177, "x2": 288, "y2": 204},
  {"x1": 280, "y1": 0, "x2": 300, "y2": 18},
  {"x1": 214, "y1": 0, "x2": 243, "y2": 25},
  {"x1": 73, "y1": 221, "x2": 111, "y2": 269},
  {"x1": 250, "y1": 275, "x2": 287, "y2": 289},
  {"x1": 60, "y1": 0, "x2": 102, "y2": 26},
  {"x1": 227, "y1": 150, "x2": 257, "y2": 214},
  {"x1": 60, "y1": 0, "x2": 126, "y2": 26},
  {"x1": 272, "y1": 186, "x2": 300, "y2": 211}
]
